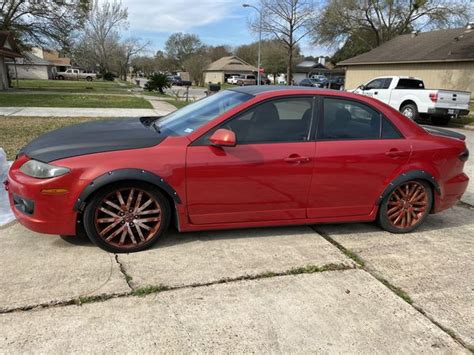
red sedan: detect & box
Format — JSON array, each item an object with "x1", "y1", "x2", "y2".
[{"x1": 5, "y1": 87, "x2": 469, "y2": 253}]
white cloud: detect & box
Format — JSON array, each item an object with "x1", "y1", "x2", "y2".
[{"x1": 118, "y1": 0, "x2": 240, "y2": 33}]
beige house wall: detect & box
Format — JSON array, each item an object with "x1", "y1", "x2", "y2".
[
  {"x1": 204, "y1": 72, "x2": 224, "y2": 84},
  {"x1": 8, "y1": 64, "x2": 51, "y2": 80},
  {"x1": 344, "y1": 62, "x2": 474, "y2": 94}
]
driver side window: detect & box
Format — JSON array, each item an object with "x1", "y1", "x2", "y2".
[{"x1": 222, "y1": 98, "x2": 314, "y2": 144}]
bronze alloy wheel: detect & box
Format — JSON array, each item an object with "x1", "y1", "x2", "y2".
[
  {"x1": 386, "y1": 181, "x2": 429, "y2": 229},
  {"x1": 94, "y1": 187, "x2": 162, "y2": 248}
]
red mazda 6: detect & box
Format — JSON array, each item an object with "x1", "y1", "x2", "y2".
[{"x1": 5, "y1": 87, "x2": 469, "y2": 253}]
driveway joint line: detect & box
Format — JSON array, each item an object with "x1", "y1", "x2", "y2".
[
  {"x1": 311, "y1": 226, "x2": 473, "y2": 352},
  {"x1": 0, "y1": 262, "x2": 354, "y2": 315}
]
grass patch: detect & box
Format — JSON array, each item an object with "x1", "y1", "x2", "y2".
[
  {"x1": 313, "y1": 228, "x2": 365, "y2": 267},
  {"x1": 12, "y1": 79, "x2": 125, "y2": 90},
  {"x1": 131, "y1": 284, "x2": 170, "y2": 297},
  {"x1": 0, "y1": 116, "x2": 112, "y2": 159},
  {"x1": 0, "y1": 93, "x2": 152, "y2": 109},
  {"x1": 288, "y1": 263, "x2": 350, "y2": 274}
]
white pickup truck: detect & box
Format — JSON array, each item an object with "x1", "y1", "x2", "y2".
[
  {"x1": 56, "y1": 68, "x2": 97, "y2": 81},
  {"x1": 353, "y1": 76, "x2": 471, "y2": 125}
]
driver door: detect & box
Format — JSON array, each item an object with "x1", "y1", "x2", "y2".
[{"x1": 186, "y1": 97, "x2": 316, "y2": 225}]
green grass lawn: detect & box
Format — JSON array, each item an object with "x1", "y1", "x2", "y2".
[
  {"x1": 11, "y1": 79, "x2": 136, "y2": 93},
  {"x1": 0, "y1": 93, "x2": 152, "y2": 109},
  {"x1": 0, "y1": 116, "x2": 113, "y2": 160}
]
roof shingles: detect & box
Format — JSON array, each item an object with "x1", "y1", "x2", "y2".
[{"x1": 338, "y1": 28, "x2": 474, "y2": 66}]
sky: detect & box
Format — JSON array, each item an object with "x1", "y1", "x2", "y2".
[{"x1": 116, "y1": 0, "x2": 331, "y2": 57}]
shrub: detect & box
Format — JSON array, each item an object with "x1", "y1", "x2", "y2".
[
  {"x1": 145, "y1": 73, "x2": 171, "y2": 94},
  {"x1": 103, "y1": 72, "x2": 115, "y2": 81}
]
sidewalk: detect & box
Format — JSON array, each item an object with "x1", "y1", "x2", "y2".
[{"x1": 0, "y1": 104, "x2": 176, "y2": 118}]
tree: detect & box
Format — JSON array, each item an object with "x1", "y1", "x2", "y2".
[
  {"x1": 78, "y1": 0, "x2": 128, "y2": 73},
  {"x1": 249, "y1": 0, "x2": 314, "y2": 84},
  {"x1": 165, "y1": 32, "x2": 204, "y2": 69},
  {"x1": 132, "y1": 56, "x2": 156, "y2": 77},
  {"x1": 206, "y1": 45, "x2": 232, "y2": 62},
  {"x1": 0, "y1": 0, "x2": 90, "y2": 50},
  {"x1": 313, "y1": 0, "x2": 471, "y2": 63},
  {"x1": 116, "y1": 38, "x2": 149, "y2": 80},
  {"x1": 154, "y1": 50, "x2": 177, "y2": 72},
  {"x1": 183, "y1": 54, "x2": 210, "y2": 86},
  {"x1": 235, "y1": 40, "x2": 300, "y2": 82}
]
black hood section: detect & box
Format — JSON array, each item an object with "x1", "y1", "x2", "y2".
[
  {"x1": 20, "y1": 117, "x2": 164, "y2": 163},
  {"x1": 421, "y1": 125, "x2": 465, "y2": 141}
]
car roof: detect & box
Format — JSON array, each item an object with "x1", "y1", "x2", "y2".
[{"x1": 229, "y1": 86, "x2": 325, "y2": 96}]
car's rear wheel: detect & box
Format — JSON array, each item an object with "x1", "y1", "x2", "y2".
[
  {"x1": 83, "y1": 183, "x2": 170, "y2": 253},
  {"x1": 378, "y1": 180, "x2": 432, "y2": 233},
  {"x1": 86, "y1": 76, "x2": 93, "y2": 82}
]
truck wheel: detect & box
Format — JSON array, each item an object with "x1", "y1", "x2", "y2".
[
  {"x1": 237, "y1": 81, "x2": 243, "y2": 86},
  {"x1": 58, "y1": 75, "x2": 64, "y2": 80},
  {"x1": 431, "y1": 116, "x2": 451, "y2": 126},
  {"x1": 400, "y1": 103, "x2": 419, "y2": 121},
  {"x1": 86, "y1": 76, "x2": 93, "y2": 82}
]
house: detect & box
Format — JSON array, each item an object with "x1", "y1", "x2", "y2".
[
  {"x1": 37, "y1": 48, "x2": 71, "y2": 72},
  {"x1": 293, "y1": 57, "x2": 329, "y2": 83},
  {"x1": 7, "y1": 51, "x2": 56, "y2": 80},
  {"x1": 203, "y1": 56, "x2": 258, "y2": 84},
  {"x1": 0, "y1": 31, "x2": 22, "y2": 90},
  {"x1": 338, "y1": 25, "x2": 474, "y2": 93}
]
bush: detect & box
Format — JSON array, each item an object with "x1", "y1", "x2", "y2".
[
  {"x1": 145, "y1": 73, "x2": 171, "y2": 94},
  {"x1": 103, "y1": 72, "x2": 115, "y2": 81}
]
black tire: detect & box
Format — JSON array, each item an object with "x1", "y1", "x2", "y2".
[
  {"x1": 400, "y1": 103, "x2": 419, "y2": 121},
  {"x1": 83, "y1": 182, "x2": 170, "y2": 253},
  {"x1": 237, "y1": 80, "x2": 243, "y2": 86},
  {"x1": 431, "y1": 116, "x2": 451, "y2": 126},
  {"x1": 377, "y1": 180, "x2": 433, "y2": 233},
  {"x1": 86, "y1": 76, "x2": 93, "y2": 82},
  {"x1": 58, "y1": 75, "x2": 64, "y2": 80}
]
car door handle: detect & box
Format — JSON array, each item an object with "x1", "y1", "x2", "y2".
[
  {"x1": 385, "y1": 149, "x2": 409, "y2": 158},
  {"x1": 284, "y1": 155, "x2": 311, "y2": 164}
]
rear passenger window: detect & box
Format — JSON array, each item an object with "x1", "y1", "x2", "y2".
[{"x1": 320, "y1": 98, "x2": 402, "y2": 140}]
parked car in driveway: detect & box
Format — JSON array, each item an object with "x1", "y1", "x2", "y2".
[
  {"x1": 6, "y1": 86, "x2": 469, "y2": 253},
  {"x1": 299, "y1": 78, "x2": 323, "y2": 88},
  {"x1": 353, "y1": 76, "x2": 471, "y2": 125},
  {"x1": 56, "y1": 69, "x2": 96, "y2": 81},
  {"x1": 236, "y1": 74, "x2": 257, "y2": 86},
  {"x1": 227, "y1": 75, "x2": 240, "y2": 84},
  {"x1": 167, "y1": 75, "x2": 192, "y2": 86}
]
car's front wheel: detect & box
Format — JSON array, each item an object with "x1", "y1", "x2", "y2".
[
  {"x1": 377, "y1": 180, "x2": 432, "y2": 233},
  {"x1": 83, "y1": 182, "x2": 170, "y2": 253}
]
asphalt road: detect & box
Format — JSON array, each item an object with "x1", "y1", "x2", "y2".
[{"x1": 0, "y1": 126, "x2": 472, "y2": 352}]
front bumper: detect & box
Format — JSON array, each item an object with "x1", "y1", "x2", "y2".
[
  {"x1": 5, "y1": 159, "x2": 79, "y2": 236},
  {"x1": 427, "y1": 108, "x2": 470, "y2": 117}
]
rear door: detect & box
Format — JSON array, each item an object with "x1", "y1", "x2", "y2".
[
  {"x1": 186, "y1": 96, "x2": 316, "y2": 225},
  {"x1": 307, "y1": 97, "x2": 411, "y2": 218}
]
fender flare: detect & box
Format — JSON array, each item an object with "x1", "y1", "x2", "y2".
[
  {"x1": 377, "y1": 170, "x2": 440, "y2": 205},
  {"x1": 73, "y1": 168, "x2": 181, "y2": 212}
]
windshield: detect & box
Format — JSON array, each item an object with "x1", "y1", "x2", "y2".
[{"x1": 154, "y1": 90, "x2": 252, "y2": 136}]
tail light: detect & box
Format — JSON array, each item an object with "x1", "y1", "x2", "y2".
[{"x1": 429, "y1": 93, "x2": 438, "y2": 102}]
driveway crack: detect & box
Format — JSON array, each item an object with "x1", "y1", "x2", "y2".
[{"x1": 114, "y1": 254, "x2": 134, "y2": 290}]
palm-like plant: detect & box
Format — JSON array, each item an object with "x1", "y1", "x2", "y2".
[{"x1": 145, "y1": 73, "x2": 171, "y2": 94}]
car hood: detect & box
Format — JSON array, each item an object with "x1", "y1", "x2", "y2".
[{"x1": 19, "y1": 117, "x2": 165, "y2": 163}]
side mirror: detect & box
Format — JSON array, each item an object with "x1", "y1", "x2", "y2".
[
  {"x1": 358, "y1": 84, "x2": 367, "y2": 91},
  {"x1": 209, "y1": 129, "x2": 236, "y2": 147}
]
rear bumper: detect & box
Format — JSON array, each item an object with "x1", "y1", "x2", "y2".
[
  {"x1": 434, "y1": 173, "x2": 469, "y2": 213},
  {"x1": 427, "y1": 108, "x2": 470, "y2": 117}
]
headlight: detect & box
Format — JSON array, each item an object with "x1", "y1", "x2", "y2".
[{"x1": 20, "y1": 160, "x2": 70, "y2": 179}]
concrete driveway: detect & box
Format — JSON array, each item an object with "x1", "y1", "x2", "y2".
[{"x1": 0, "y1": 127, "x2": 472, "y2": 353}]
